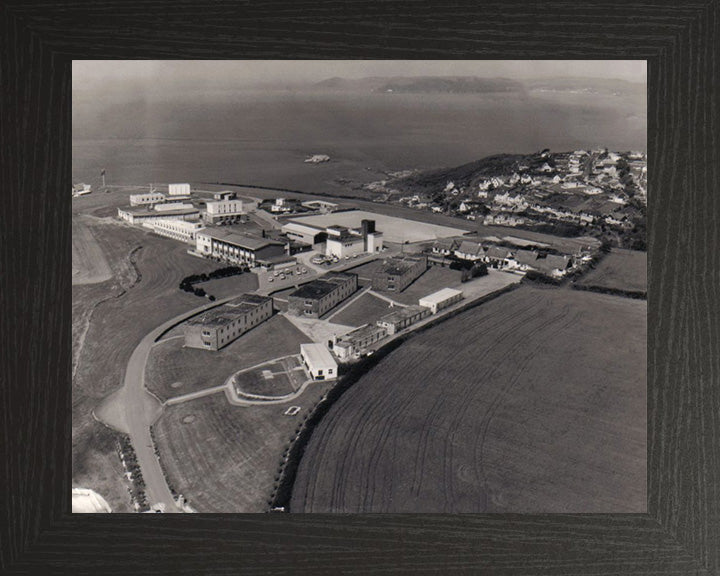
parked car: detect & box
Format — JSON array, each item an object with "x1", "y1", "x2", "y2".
[{"x1": 268, "y1": 277, "x2": 274, "y2": 283}]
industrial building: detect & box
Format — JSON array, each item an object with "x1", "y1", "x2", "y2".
[
  {"x1": 300, "y1": 343, "x2": 338, "y2": 380},
  {"x1": 147, "y1": 219, "x2": 205, "y2": 244},
  {"x1": 129, "y1": 191, "x2": 166, "y2": 206},
  {"x1": 205, "y1": 198, "x2": 245, "y2": 223},
  {"x1": 419, "y1": 288, "x2": 463, "y2": 314},
  {"x1": 287, "y1": 272, "x2": 357, "y2": 318},
  {"x1": 169, "y1": 183, "x2": 191, "y2": 196},
  {"x1": 117, "y1": 206, "x2": 200, "y2": 225},
  {"x1": 184, "y1": 294, "x2": 273, "y2": 351},
  {"x1": 332, "y1": 324, "x2": 388, "y2": 359},
  {"x1": 371, "y1": 254, "x2": 427, "y2": 292},
  {"x1": 325, "y1": 219, "x2": 383, "y2": 259},
  {"x1": 195, "y1": 229, "x2": 286, "y2": 266},
  {"x1": 376, "y1": 305, "x2": 430, "y2": 335},
  {"x1": 281, "y1": 221, "x2": 328, "y2": 245}
]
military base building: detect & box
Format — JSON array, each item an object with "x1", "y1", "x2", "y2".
[
  {"x1": 371, "y1": 254, "x2": 428, "y2": 292},
  {"x1": 300, "y1": 343, "x2": 338, "y2": 380},
  {"x1": 194, "y1": 229, "x2": 286, "y2": 266},
  {"x1": 287, "y1": 272, "x2": 358, "y2": 318},
  {"x1": 184, "y1": 294, "x2": 273, "y2": 351}
]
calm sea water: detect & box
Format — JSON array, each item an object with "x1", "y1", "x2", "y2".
[{"x1": 72, "y1": 90, "x2": 646, "y2": 193}]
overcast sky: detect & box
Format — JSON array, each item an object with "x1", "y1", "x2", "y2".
[{"x1": 74, "y1": 60, "x2": 646, "y2": 89}]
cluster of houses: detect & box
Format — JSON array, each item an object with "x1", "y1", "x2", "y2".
[
  {"x1": 431, "y1": 238, "x2": 573, "y2": 277},
  {"x1": 390, "y1": 149, "x2": 646, "y2": 235}
]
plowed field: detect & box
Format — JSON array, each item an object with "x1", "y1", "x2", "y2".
[{"x1": 291, "y1": 286, "x2": 646, "y2": 513}]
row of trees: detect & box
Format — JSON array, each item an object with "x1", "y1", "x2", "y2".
[{"x1": 179, "y1": 266, "x2": 246, "y2": 300}]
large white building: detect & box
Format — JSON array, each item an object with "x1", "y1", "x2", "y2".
[
  {"x1": 419, "y1": 288, "x2": 463, "y2": 314},
  {"x1": 205, "y1": 199, "x2": 244, "y2": 223},
  {"x1": 325, "y1": 220, "x2": 383, "y2": 259},
  {"x1": 130, "y1": 191, "x2": 165, "y2": 206},
  {"x1": 147, "y1": 219, "x2": 205, "y2": 243},
  {"x1": 300, "y1": 343, "x2": 338, "y2": 380},
  {"x1": 168, "y1": 183, "x2": 191, "y2": 196}
]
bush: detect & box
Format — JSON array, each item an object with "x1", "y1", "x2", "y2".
[{"x1": 523, "y1": 270, "x2": 562, "y2": 285}]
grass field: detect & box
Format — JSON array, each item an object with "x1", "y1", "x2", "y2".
[
  {"x1": 576, "y1": 249, "x2": 647, "y2": 293},
  {"x1": 291, "y1": 285, "x2": 646, "y2": 513},
  {"x1": 72, "y1": 215, "x2": 113, "y2": 285},
  {"x1": 153, "y1": 380, "x2": 334, "y2": 512},
  {"x1": 327, "y1": 293, "x2": 395, "y2": 327},
  {"x1": 387, "y1": 266, "x2": 464, "y2": 304},
  {"x1": 146, "y1": 315, "x2": 310, "y2": 402},
  {"x1": 234, "y1": 356, "x2": 306, "y2": 397},
  {"x1": 72, "y1": 216, "x2": 232, "y2": 511}
]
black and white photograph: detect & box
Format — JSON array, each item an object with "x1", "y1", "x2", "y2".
[{"x1": 72, "y1": 60, "x2": 647, "y2": 514}]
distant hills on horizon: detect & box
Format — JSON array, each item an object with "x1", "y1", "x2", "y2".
[{"x1": 310, "y1": 75, "x2": 645, "y2": 96}]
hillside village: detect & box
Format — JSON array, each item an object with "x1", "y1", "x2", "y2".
[{"x1": 368, "y1": 148, "x2": 647, "y2": 250}]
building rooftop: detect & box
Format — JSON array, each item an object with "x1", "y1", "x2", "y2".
[
  {"x1": 120, "y1": 206, "x2": 199, "y2": 217},
  {"x1": 301, "y1": 343, "x2": 337, "y2": 367},
  {"x1": 378, "y1": 305, "x2": 427, "y2": 325},
  {"x1": 187, "y1": 294, "x2": 271, "y2": 327},
  {"x1": 282, "y1": 221, "x2": 326, "y2": 233},
  {"x1": 377, "y1": 255, "x2": 426, "y2": 277},
  {"x1": 419, "y1": 287, "x2": 463, "y2": 305},
  {"x1": 198, "y1": 228, "x2": 285, "y2": 250},
  {"x1": 336, "y1": 323, "x2": 387, "y2": 345},
  {"x1": 289, "y1": 273, "x2": 355, "y2": 300}
]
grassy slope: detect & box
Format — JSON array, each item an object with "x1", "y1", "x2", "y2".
[
  {"x1": 153, "y1": 381, "x2": 334, "y2": 512},
  {"x1": 575, "y1": 249, "x2": 647, "y2": 293},
  {"x1": 71, "y1": 216, "x2": 232, "y2": 511},
  {"x1": 146, "y1": 315, "x2": 310, "y2": 402},
  {"x1": 291, "y1": 285, "x2": 646, "y2": 513}
]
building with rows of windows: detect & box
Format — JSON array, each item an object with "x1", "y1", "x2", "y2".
[
  {"x1": 287, "y1": 273, "x2": 357, "y2": 318},
  {"x1": 183, "y1": 294, "x2": 273, "y2": 351}
]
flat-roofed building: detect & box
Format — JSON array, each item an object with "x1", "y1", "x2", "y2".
[
  {"x1": 184, "y1": 294, "x2": 273, "y2": 351},
  {"x1": 213, "y1": 190, "x2": 236, "y2": 200},
  {"x1": 300, "y1": 343, "x2": 338, "y2": 380},
  {"x1": 118, "y1": 206, "x2": 200, "y2": 225},
  {"x1": 148, "y1": 219, "x2": 205, "y2": 244},
  {"x1": 325, "y1": 219, "x2": 383, "y2": 258},
  {"x1": 130, "y1": 191, "x2": 166, "y2": 206},
  {"x1": 169, "y1": 183, "x2": 191, "y2": 196},
  {"x1": 419, "y1": 287, "x2": 463, "y2": 314},
  {"x1": 302, "y1": 200, "x2": 338, "y2": 213},
  {"x1": 371, "y1": 254, "x2": 427, "y2": 292},
  {"x1": 154, "y1": 202, "x2": 195, "y2": 212},
  {"x1": 281, "y1": 221, "x2": 328, "y2": 245},
  {"x1": 332, "y1": 324, "x2": 388, "y2": 359},
  {"x1": 195, "y1": 229, "x2": 286, "y2": 266},
  {"x1": 205, "y1": 199, "x2": 245, "y2": 223},
  {"x1": 287, "y1": 272, "x2": 357, "y2": 318},
  {"x1": 376, "y1": 305, "x2": 430, "y2": 335}
]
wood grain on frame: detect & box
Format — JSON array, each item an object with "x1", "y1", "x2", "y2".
[{"x1": 1, "y1": 1, "x2": 718, "y2": 574}]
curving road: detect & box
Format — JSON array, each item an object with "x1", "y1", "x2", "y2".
[{"x1": 114, "y1": 294, "x2": 247, "y2": 513}]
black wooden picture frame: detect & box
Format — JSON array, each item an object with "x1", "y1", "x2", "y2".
[{"x1": 2, "y1": 1, "x2": 719, "y2": 574}]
